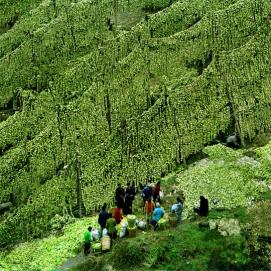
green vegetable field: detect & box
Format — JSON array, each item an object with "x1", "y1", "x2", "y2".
[{"x1": 0, "y1": 0, "x2": 271, "y2": 270}]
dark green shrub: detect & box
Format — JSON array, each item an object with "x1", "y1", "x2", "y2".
[
  {"x1": 246, "y1": 200, "x2": 271, "y2": 270},
  {"x1": 208, "y1": 236, "x2": 250, "y2": 270},
  {"x1": 142, "y1": 0, "x2": 173, "y2": 12},
  {"x1": 111, "y1": 240, "x2": 146, "y2": 269},
  {"x1": 146, "y1": 242, "x2": 170, "y2": 267}
]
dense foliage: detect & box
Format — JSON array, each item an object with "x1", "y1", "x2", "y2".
[
  {"x1": 175, "y1": 144, "x2": 267, "y2": 217},
  {"x1": 0, "y1": 0, "x2": 271, "y2": 247},
  {"x1": 0, "y1": 143, "x2": 270, "y2": 270},
  {"x1": 0, "y1": 217, "x2": 98, "y2": 271}
]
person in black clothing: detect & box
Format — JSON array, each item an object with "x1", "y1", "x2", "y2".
[
  {"x1": 123, "y1": 198, "x2": 131, "y2": 215},
  {"x1": 131, "y1": 181, "x2": 136, "y2": 199},
  {"x1": 123, "y1": 182, "x2": 134, "y2": 215},
  {"x1": 141, "y1": 184, "x2": 153, "y2": 208},
  {"x1": 194, "y1": 196, "x2": 209, "y2": 216},
  {"x1": 115, "y1": 183, "x2": 125, "y2": 208},
  {"x1": 98, "y1": 203, "x2": 109, "y2": 237},
  {"x1": 126, "y1": 182, "x2": 133, "y2": 196}
]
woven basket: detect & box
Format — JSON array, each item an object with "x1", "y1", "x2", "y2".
[
  {"x1": 128, "y1": 226, "x2": 137, "y2": 237},
  {"x1": 158, "y1": 218, "x2": 168, "y2": 230},
  {"x1": 101, "y1": 235, "x2": 111, "y2": 251},
  {"x1": 91, "y1": 242, "x2": 102, "y2": 252},
  {"x1": 169, "y1": 213, "x2": 178, "y2": 227},
  {"x1": 127, "y1": 215, "x2": 137, "y2": 228}
]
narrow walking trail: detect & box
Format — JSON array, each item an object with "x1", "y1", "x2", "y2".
[{"x1": 57, "y1": 252, "x2": 87, "y2": 271}]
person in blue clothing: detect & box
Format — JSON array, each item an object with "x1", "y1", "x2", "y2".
[
  {"x1": 171, "y1": 197, "x2": 183, "y2": 222},
  {"x1": 151, "y1": 202, "x2": 165, "y2": 230}
]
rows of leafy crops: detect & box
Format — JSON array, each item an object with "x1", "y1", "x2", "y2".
[
  {"x1": 0, "y1": 143, "x2": 270, "y2": 271},
  {"x1": 0, "y1": 0, "x2": 271, "y2": 247}
]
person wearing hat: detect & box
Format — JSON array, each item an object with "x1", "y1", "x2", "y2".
[{"x1": 151, "y1": 202, "x2": 165, "y2": 230}]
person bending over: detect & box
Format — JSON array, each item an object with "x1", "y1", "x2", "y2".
[
  {"x1": 194, "y1": 196, "x2": 209, "y2": 216},
  {"x1": 151, "y1": 203, "x2": 165, "y2": 230}
]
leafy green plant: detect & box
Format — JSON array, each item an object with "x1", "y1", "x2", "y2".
[
  {"x1": 111, "y1": 240, "x2": 146, "y2": 269},
  {"x1": 246, "y1": 200, "x2": 271, "y2": 270},
  {"x1": 1, "y1": 0, "x2": 271, "y2": 252},
  {"x1": 142, "y1": 0, "x2": 173, "y2": 12},
  {"x1": 208, "y1": 236, "x2": 250, "y2": 270},
  {"x1": 0, "y1": 217, "x2": 98, "y2": 271}
]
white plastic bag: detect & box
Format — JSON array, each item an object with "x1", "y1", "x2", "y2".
[
  {"x1": 119, "y1": 226, "x2": 127, "y2": 238},
  {"x1": 102, "y1": 228, "x2": 108, "y2": 236},
  {"x1": 159, "y1": 190, "x2": 164, "y2": 199},
  {"x1": 137, "y1": 221, "x2": 146, "y2": 230},
  {"x1": 91, "y1": 229, "x2": 100, "y2": 241}
]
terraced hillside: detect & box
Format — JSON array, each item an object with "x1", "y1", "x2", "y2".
[{"x1": 0, "y1": 0, "x2": 271, "y2": 247}]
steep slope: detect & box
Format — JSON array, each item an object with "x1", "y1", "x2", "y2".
[
  {"x1": 0, "y1": 143, "x2": 270, "y2": 270},
  {"x1": 0, "y1": 0, "x2": 271, "y2": 247}
]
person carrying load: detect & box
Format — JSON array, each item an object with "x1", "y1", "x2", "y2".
[
  {"x1": 151, "y1": 203, "x2": 165, "y2": 230},
  {"x1": 98, "y1": 203, "x2": 109, "y2": 238},
  {"x1": 171, "y1": 197, "x2": 183, "y2": 222}
]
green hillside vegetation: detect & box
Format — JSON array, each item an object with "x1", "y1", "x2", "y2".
[
  {"x1": 0, "y1": 0, "x2": 271, "y2": 265},
  {"x1": 0, "y1": 143, "x2": 271, "y2": 270}
]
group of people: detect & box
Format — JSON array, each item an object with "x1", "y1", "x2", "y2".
[
  {"x1": 141, "y1": 181, "x2": 180, "y2": 229},
  {"x1": 83, "y1": 180, "x2": 209, "y2": 254},
  {"x1": 83, "y1": 202, "x2": 120, "y2": 254},
  {"x1": 98, "y1": 203, "x2": 119, "y2": 240},
  {"x1": 141, "y1": 181, "x2": 161, "y2": 205}
]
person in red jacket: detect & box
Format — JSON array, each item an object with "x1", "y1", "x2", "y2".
[
  {"x1": 113, "y1": 206, "x2": 123, "y2": 224},
  {"x1": 153, "y1": 181, "x2": 161, "y2": 203}
]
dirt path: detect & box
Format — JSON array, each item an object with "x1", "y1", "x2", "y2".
[{"x1": 57, "y1": 252, "x2": 87, "y2": 271}]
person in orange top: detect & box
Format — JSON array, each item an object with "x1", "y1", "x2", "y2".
[
  {"x1": 144, "y1": 198, "x2": 155, "y2": 223},
  {"x1": 113, "y1": 206, "x2": 123, "y2": 224}
]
